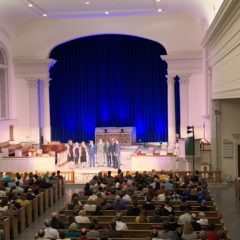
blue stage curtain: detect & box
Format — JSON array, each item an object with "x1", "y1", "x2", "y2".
[
  {"x1": 49, "y1": 34, "x2": 168, "y2": 143},
  {"x1": 174, "y1": 76, "x2": 180, "y2": 136}
]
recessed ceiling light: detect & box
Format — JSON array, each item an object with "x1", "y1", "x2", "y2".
[
  {"x1": 105, "y1": 11, "x2": 109, "y2": 15},
  {"x1": 28, "y1": 3, "x2": 33, "y2": 7},
  {"x1": 85, "y1": 1, "x2": 90, "y2": 5},
  {"x1": 157, "y1": 8, "x2": 162, "y2": 12},
  {"x1": 42, "y1": 13, "x2": 47, "y2": 17},
  {"x1": 156, "y1": 0, "x2": 161, "y2": 2}
]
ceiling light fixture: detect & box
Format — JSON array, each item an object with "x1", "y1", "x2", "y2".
[
  {"x1": 28, "y1": 3, "x2": 33, "y2": 7},
  {"x1": 156, "y1": 0, "x2": 161, "y2": 2},
  {"x1": 85, "y1": 1, "x2": 90, "y2": 5},
  {"x1": 42, "y1": 13, "x2": 47, "y2": 17},
  {"x1": 157, "y1": 8, "x2": 162, "y2": 12},
  {"x1": 105, "y1": 11, "x2": 109, "y2": 15}
]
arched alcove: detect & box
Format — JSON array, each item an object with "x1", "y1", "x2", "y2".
[{"x1": 49, "y1": 34, "x2": 169, "y2": 142}]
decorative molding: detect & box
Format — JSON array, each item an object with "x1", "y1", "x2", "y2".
[
  {"x1": 14, "y1": 58, "x2": 52, "y2": 79},
  {"x1": 26, "y1": 78, "x2": 38, "y2": 89},
  {"x1": 202, "y1": 0, "x2": 240, "y2": 48},
  {"x1": 162, "y1": 51, "x2": 203, "y2": 75}
]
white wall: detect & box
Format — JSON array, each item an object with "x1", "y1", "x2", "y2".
[
  {"x1": 188, "y1": 73, "x2": 206, "y2": 139},
  {"x1": 220, "y1": 99, "x2": 240, "y2": 177},
  {"x1": 13, "y1": 14, "x2": 203, "y2": 58}
]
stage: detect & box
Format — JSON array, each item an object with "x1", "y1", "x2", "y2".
[{"x1": 0, "y1": 145, "x2": 189, "y2": 184}]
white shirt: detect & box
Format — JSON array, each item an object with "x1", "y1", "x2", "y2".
[
  {"x1": 116, "y1": 221, "x2": 128, "y2": 231},
  {"x1": 75, "y1": 215, "x2": 91, "y2": 223},
  {"x1": 83, "y1": 203, "x2": 96, "y2": 211},
  {"x1": 44, "y1": 227, "x2": 59, "y2": 239},
  {"x1": 178, "y1": 212, "x2": 192, "y2": 225}
]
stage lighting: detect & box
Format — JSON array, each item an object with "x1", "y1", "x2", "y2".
[
  {"x1": 120, "y1": 129, "x2": 124, "y2": 133},
  {"x1": 104, "y1": 128, "x2": 108, "y2": 133}
]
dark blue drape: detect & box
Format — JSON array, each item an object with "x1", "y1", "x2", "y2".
[
  {"x1": 49, "y1": 34, "x2": 168, "y2": 143},
  {"x1": 174, "y1": 76, "x2": 180, "y2": 136}
]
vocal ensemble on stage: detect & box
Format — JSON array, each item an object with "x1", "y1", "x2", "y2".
[{"x1": 66, "y1": 138, "x2": 121, "y2": 169}]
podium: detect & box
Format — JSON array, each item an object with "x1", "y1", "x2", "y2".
[{"x1": 95, "y1": 127, "x2": 136, "y2": 145}]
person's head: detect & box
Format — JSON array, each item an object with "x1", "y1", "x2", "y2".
[
  {"x1": 199, "y1": 211, "x2": 206, "y2": 218},
  {"x1": 37, "y1": 228, "x2": 45, "y2": 237},
  {"x1": 183, "y1": 222, "x2": 194, "y2": 234},
  {"x1": 79, "y1": 210, "x2": 86, "y2": 216},
  {"x1": 176, "y1": 226, "x2": 183, "y2": 237},
  {"x1": 110, "y1": 221, "x2": 117, "y2": 230},
  {"x1": 151, "y1": 228, "x2": 158, "y2": 237},
  {"x1": 69, "y1": 222, "x2": 78, "y2": 231},
  {"x1": 81, "y1": 227, "x2": 87, "y2": 236},
  {"x1": 51, "y1": 211, "x2": 59, "y2": 219},
  {"x1": 44, "y1": 219, "x2": 51, "y2": 228},
  {"x1": 116, "y1": 213, "x2": 122, "y2": 221}
]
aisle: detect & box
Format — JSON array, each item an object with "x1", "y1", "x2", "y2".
[
  {"x1": 18, "y1": 185, "x2": 79, "y2": 240},
  {"x1": 209, "y1": 182, "x2": 240, "y2": 240}
]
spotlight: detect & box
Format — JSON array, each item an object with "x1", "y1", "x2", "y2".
[
  {"x1": 104, "y1": 129, "x2": 108, "y2": 133},
  {"x1": 120, "y1": 129, "x2": 124, "y2": 133}
]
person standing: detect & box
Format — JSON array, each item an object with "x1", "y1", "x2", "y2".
[
  {"x1": 88, "y1": 140, "x2": 96, "y2": 167},
  {"x1": 104, "y1": 140, "x2": 111, "y2": 167},
  {"x1": 67, "y1": 139, "x2": 74, "y2": 162},
  {"x1": 109, "y1": 138, "x2": 116, "y2": 168},
  {"x1": 73, "y1": 142, "x2": 80, "y2": 166},
  {"x1": 80, "y1": 141, "x2": 87, "y2": 167},
  {"x1": 114, "y1": 139, "x2": 121, "y2": 169},
  {"x1": 96, "y1": 138, "x2": 105, "y2": 166}
]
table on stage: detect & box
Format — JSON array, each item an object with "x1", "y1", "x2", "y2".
[{"x1": 130, "y1": 154, "x2": 188, "y2": 171}]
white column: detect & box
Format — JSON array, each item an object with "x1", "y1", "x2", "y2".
[
  {"x1": 166, "y1": 75, "x2": 176, "y2": 145},
  {"x1": 179, "y1": 75, "x2": 190, "y2": 138},
  {"x1": 42, "y1": 78, "x2": 51, "y2": 143},
  {"x1": 26, "y1": 78, "x2": 39, "y2": 143}
]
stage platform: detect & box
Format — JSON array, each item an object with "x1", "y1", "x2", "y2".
[{"x1": 0, "y1": 145, "x2": 189, "y2": 184}]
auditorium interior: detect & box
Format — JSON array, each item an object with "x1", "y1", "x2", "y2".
[{"x1": 0, "y1": 0, "x2": 240, "y2": 239}]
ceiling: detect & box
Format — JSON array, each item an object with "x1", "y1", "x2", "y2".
[{"x1": 0, "y1": 0, "x2": 224, "y2": 31}]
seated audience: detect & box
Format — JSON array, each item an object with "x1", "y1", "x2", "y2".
[
  {"x1": 116, "y1": 213, "x2": 128, "y2": 230},
  {"x1": 86, "y1": 223, "x2": 101, "y2": 238},
  {"x1": 44, "y1": 219, "x2": 59, "y2": 239},
  {"x1": 65, "y1": 222, "x2": 80, "y2": 238},
  {"x1": 37, "y1": 228, "x2": 46, "y2": 240},
  {"x1": 157, "y1": 223, "x2": 175, "y2": 240},
  {"x1": 50, "y1": 212, "x2": 65, "y2": 229},
  {"x1": 135, "y1": 209, "x2": 148, "y2": 223},
  {"x1": 181, "y1": 222, "x2": 198, "y2": 240},
  {"x1": 106, "y1": 221, "x2": 123, "y2": 238},
  {"x1": 126, "y1": 200, "x2": 140, "y2": 216},
  {"x1": 75, "y1": 210, "x2": 91, "y2": 224},
  {"x1": 178, "y1": 208, "x2": 192, "y2": 225},
  {"x1": 197, "y1": 211, "x2": 209, "y2": 226}
]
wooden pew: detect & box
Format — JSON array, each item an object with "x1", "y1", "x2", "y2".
[
  {"x1": 18, "y1": 207, "x2": 26, "y2": 233},
  {"x1": 49, "y1": 187, "x2": 54, "y2": 207},
  {"x1": 84, "y1": 209, "x2": 219, "y2": 217},
  {"x1": 26, "y1": 202, "x2": 33, "y2": 226},
  {"x1": 38, "y1": 192, "x2": 44, "y2": 216},
  {"x1": 10, "y1": 215, "x2": 18, "y2": 240},
  {"x1": 53, "y1": 184, "x2": 58, "y2": 203},
  {"x1": 2, "y1": 217, "x2": 11, "y2": 240},
  {"x1": 32, "y1": 196, "x2": 39, "y2": 221}
]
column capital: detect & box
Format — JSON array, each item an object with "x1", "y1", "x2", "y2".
[
  {"x1": 42, "y1": 78, "x2": 51, "y2": 88},
  {"x1": 26, "y1": 78, "x2": 38, "y2": 89},
  {"x1": 166, "y1": 75, "x2": 177, "y2": 84}
]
